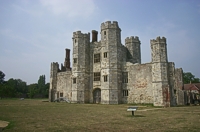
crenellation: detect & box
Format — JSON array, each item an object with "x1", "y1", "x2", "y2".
[
  {"x1": 125, "y1": 36, "x2": 140, "y2": 43},
  {"x1": 151, "y1": 36, "x2": 166, "y2": 44},
  {"x1": 101, "y1": 21, "x2": 120, "y2": 30},
  {"x1": 73, "y1": 31, "x2": 90, "y2": 40},
  {"x1": 49, "y1": 21, "x2": 185, "y2": 107}
]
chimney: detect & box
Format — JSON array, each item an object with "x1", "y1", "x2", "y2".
[
  {"x1": 64, "y1": 48, "x2": 70, "y2": 69},
  {"x1": 92, "y1": 30, "x2": 98, "y2": 42}
]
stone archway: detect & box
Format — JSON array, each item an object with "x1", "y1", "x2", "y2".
[{"x1": 93, "y1": 88, "x2": 101, "y2": 104}]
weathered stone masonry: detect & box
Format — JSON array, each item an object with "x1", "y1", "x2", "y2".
[{"x1": 49, "y1": 21, "x2": 184, "y2": 107}]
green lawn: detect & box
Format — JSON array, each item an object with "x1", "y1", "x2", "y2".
[{"x1": 0, "y1": 99, "x2": 200, "y2": 132}]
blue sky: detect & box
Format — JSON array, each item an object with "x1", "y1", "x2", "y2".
[{"x1": 0, "y1": 0, "x2": 200, "y2": 84}]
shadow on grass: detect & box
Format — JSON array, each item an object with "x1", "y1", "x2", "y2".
[{"x1": 125, "y1": 115, "x2": 145, "y2": 118}]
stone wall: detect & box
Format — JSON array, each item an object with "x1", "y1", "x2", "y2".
[
  {"x1": 175, "y1": 68, "x2": 184, "y2": 105},
  {"x1": 56, "y1": 71, "x2": 72, "y2": 100},
  {"x1": 124, "y1": 63, "x2": 153, "y2": 104}
]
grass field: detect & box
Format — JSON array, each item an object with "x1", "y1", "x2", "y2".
[{"x1": 0, "y1": 99, "x2": 200, "y2": 132}]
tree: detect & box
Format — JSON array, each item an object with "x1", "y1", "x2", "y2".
[
  {"x1": 27, "y1": 83, "x2": 38, "y2": 98},
  {"x1": 0, "y1": 71, "x2": 5, "y2": 84},
  {"x1": 44, "y1": 83, "x2": 50, "y2": 98},
  {"x1": 38, "y1": 75, "x2": 46, "y2": 95},
  {"x1": 183, "y1": 72, "x2": 200, "y2": 84}
]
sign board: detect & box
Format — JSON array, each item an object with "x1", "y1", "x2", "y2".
[{"x1": 127, "y1": 106, "x2": 138, "y2": 111}]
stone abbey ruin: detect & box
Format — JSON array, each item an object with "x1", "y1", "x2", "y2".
[{"x1": 49, "y1": 21, "x2": 185, "y2": 107}]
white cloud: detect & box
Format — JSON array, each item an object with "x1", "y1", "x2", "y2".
[{"x1": 40, "y1": 0, "x2": 97, "y2": 18}]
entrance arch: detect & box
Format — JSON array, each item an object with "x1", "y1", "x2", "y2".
[{"x1": 93, "y1": 88, "x2": 101, "y2": 104}]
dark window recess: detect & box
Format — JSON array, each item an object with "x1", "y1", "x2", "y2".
[
  {"x1": 60, "y1": 93, "x2": 63, "y2": 97},
  {"x1": 123, "y1": 90, "x2": 128, "y2": 97},
  {"x1": 74, "y1": 39, "x2": 76, "y2": 43},
  {"x1": 122, "y1": 72, "x2": 128, "y2": 83},
  {"x1": 104, "y1": 31, "x2": 106, "y2": 35},
  {"x1": 74, "y1": 58, "x2": 77, "y2": 63},
  {"x1": 104, "y1": 52, "x2": 107, "y2": 58},
  {"x1": 73, "y1": 78, "x2": 76, "y2": 84},
  {"x1": 104, "y1": 75, "x2": 108, "y2": 82},
  {"x1": 94, "y1": 72, "x2": 100, "y2": 81},
  {"x1": 94, "y1": 53, "x2": 100, "y2": 63}
]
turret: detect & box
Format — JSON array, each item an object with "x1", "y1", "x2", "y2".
[
  {"x1": 100, "y1": 21, "x2": 122, "y2": 104},
  {"x1": 125, "y1": 36, "x2": 141, "y2": 64},
  {"x1": 151, "y1": 36, "x2": 170, "y2": 107},
  {"x1": 151, "y1": 36, "x2": 168, "y2": 63},
  {"x1": 72, "y1": 31, "x2": 90, "y2": 103},
  {"x1": 100, "y1": 21, "x2": 121, "y2": 45}
]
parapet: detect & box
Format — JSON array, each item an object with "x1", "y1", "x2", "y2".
[
  {"x1": 150, "y1": 36, "x2": 166, "y2": 44},
  {"x1": 73, "y1": 31, "x2": 90, "y2": 39},
  {"x1": 125, "y1": 36, "x2": 140, "y2": 44},
  {"x1": 101, "y1": 21, "x2": 120, "y2": 30},
  {"x1": 51, "y1": 62, "x2": 59, "y2": 71}
]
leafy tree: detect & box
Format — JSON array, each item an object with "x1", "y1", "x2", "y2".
[
  {"x1": 0, "y1": 71, "x2": 5, "y2": 84},
  {"x1": 38, "y1": 75, "x2": 45, "y2": 93},
  {"x1": 3, "y1": 78, "x2": 17, "y2": 97},
  {"x1": 27, "y1": 83, "x2": 38, "y2": 98},
  {"x1": 183, "y1": 72, "x2": 200, "y2": 84},
  {"x1": 44, "y1": 83, "x2": 50, "y2": 98}
]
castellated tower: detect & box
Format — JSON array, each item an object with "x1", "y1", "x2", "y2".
[
  {"x1": 100, "y1": 21, "x2": 122, "y2": 104},
  {"x1": 71, "y1": 31, "x2": 90, "y2": 103},
  {"x1": 49, "y1": 62, "x2": 59, "y2": 102},
  {"x1": 151, "y1": 36, "x2": 170, "y2": 107},
  {"x1": 125, "y1": 36, "x2": 141, "y2": 64}
]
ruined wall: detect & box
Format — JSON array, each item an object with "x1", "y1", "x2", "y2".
[
  {"x1": 175, "y1": 68, "x2": 184, "y2": 105},
  {"x1": 56, "y1": 71, "x2": 72, "y2": 100},
  {"x1": 124, "y1": 63, "x2": 153, "y2": 104},
  {"x1": 49, "y1": 62, "x2": 59, "y2": 102},
  {"x1": 168, "y1": 62, "x2": 176, "y2": 106}
]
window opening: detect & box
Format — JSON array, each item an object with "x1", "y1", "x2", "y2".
[
  {"x1": 94, "y1": 53, "x2": 100, "y2": 63},
  {"x1": 74, "y1": 58, "x2": 77, "y2": 63},
  {"x1": 104, "y1": 52, "x2": 107, "y2": 58},
  {"x1": 104, "y1": 75, "x2": 108, "y2": 82},
  {"x1": 73, "y1": 78, "x2": 76, "y2": 84},
  {"x1": 94, "y1": 72, "x2": 100, "y2": 81},
  {"x1": 123, "y1": 90, "x2": 128, "y2": 97}
]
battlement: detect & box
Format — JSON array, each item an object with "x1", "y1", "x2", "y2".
[
  {"x1": 125, "y1": 36, "x2": 140, "y2": 44},
  {"x1": 150, "y1": 36, "x2": 166, "y2": 44},
  {"x1": 51, "y1": 62, "x2": 59, "y2": 72},
  {"x1": 73, "y1": 31, "x2": 90, "y2": 39},
  {"x1": 101, "y1": 21, "x2": 120, "y2": 30},
  {"x1": 51, "y1": 62, "x2": 59, "y2": 66}
]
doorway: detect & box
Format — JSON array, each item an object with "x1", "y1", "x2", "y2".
[{"x1": 93, "y1": 88, "x2": 101, "y2": 104}]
